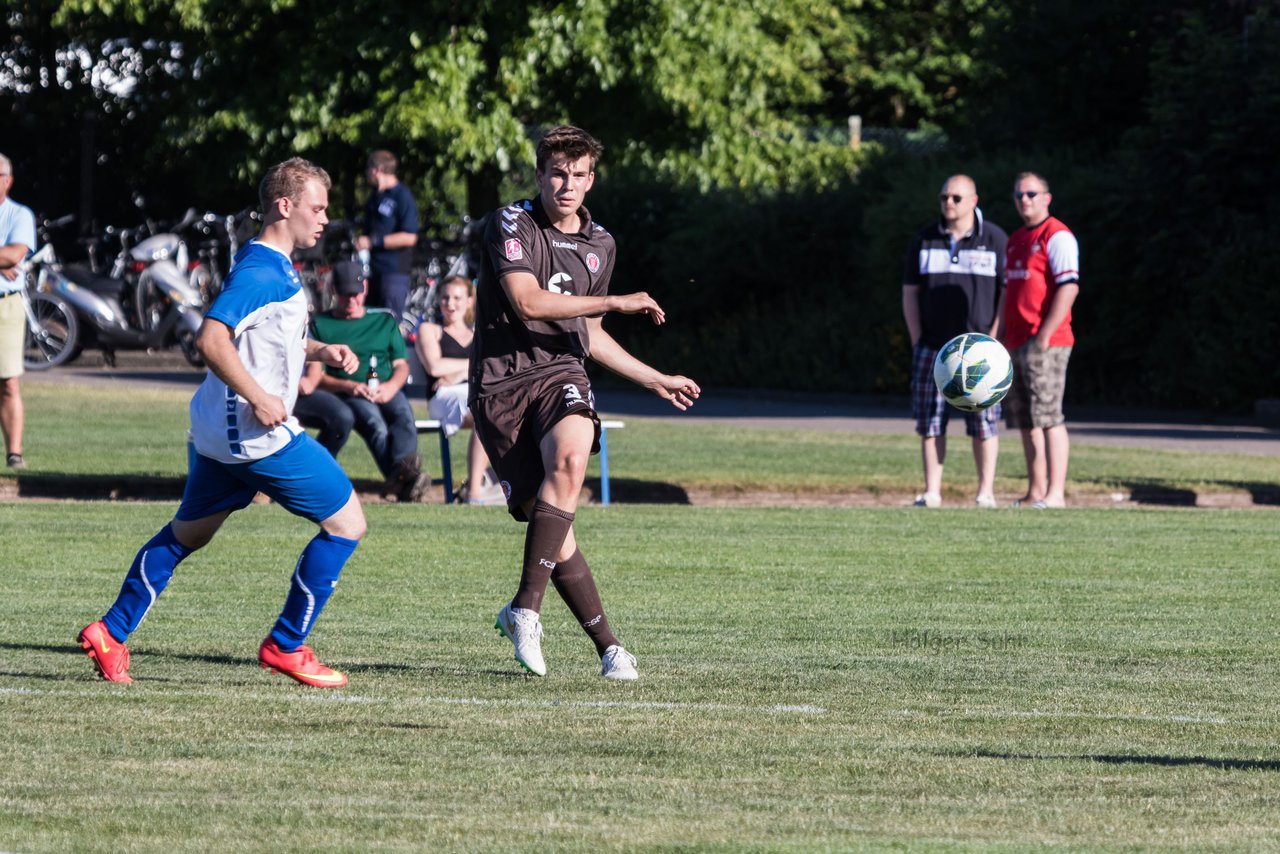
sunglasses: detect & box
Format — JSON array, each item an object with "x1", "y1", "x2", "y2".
[
  {"x1": 1013, "y1": 191, "x2": 1041, "y2": 200},
  {"x1": 938, "y1": 193, "x2": 966, "y2": 203}
]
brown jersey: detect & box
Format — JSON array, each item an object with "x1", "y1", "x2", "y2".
[{"x1": 470, "y1": 196, "x2": 617, "y2": 400}]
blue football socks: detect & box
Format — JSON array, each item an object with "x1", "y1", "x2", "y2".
[
  {"x1": 102, "y1": 524, "x2": 195, "y2": 643},
  {"x1": 269, "y1": 530, "x2": 359, "y2": 651}
]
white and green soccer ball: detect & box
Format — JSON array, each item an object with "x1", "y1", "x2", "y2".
[{"x1": 933, "y1": 333, "x2": 1013, "y2": 412}]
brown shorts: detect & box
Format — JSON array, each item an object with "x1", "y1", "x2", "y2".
[
  {"x1": 471, "y1": 364, "x2": 601, "y2": 521},
  {"x1": 1004, "y1": 342, "x2": 1072, "y2": 430}
]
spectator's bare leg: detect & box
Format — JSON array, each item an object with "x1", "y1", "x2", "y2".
[
  {"x1": 1043, "y1": 424, "x2": 1069, "y2": 507},
  {"x1": 973, "y1": 435, "x2": 998, "y2": 500},
  {"x1": 1019, "y1": 427, "x2": 1048, "y2": 503},
  {"x1": 1, "y1": 376, "x2": 22, "y2": 456},
  {"x1": 922, "y1": 434, "x2": 945, "y2": 497}
]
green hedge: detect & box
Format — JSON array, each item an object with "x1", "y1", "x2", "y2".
[{"x1": 589, "y1": 11, "x2": 1280, "y2": 413}]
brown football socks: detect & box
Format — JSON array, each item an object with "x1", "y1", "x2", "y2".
[
  {"x1": 552, "y1": 548, "x2": 619, "y2": 655},
  {"x1": 511, "y1": 499, "x2": 575, "y2": 612}
]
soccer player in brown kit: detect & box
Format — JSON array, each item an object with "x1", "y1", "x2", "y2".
[{"x1": 473, "y1": 125, "x2": 700, "y2": 680}]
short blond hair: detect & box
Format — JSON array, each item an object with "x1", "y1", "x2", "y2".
[{"x1": 258, "y1": 157, "x2": 331, "y2": 213}]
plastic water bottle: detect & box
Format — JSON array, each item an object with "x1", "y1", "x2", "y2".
[{"x1": 367, "y1": 355, "x2": 380, "y2": 393}]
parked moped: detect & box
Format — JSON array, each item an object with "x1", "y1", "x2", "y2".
[{"x1": 23, "y1": 218, "x2": 206, "y2": 369}]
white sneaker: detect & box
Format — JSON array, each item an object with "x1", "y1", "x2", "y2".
[
  {"x1": 913, "y1": 492, "x2": 941, "y2": 508},
  {"x1": 600, "y1": 645, "x2": 638, "y2": 681},
  {"x1": 495, "y1": 603, "x2": 546, "y2": 676},
  {"x1": 975, "y1": 494, "x2": 997, "y2": 509}
]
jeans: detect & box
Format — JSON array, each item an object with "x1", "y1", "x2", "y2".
[
  {"x1": 369, "y1": 270, "x2": 410, "y2": 325},
  {"x1": 293, "y1": 390, "x2": 355, "y2": 457},
  {"x1": 344, "y1": 389, "x2": 419, "y2": 478}
]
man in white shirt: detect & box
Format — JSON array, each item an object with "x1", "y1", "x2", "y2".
[{"x1": 0, "y1": 153, "x2": 37, "y2": 469}]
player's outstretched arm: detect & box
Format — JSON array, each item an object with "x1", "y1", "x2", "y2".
[
  {"x1": 585, "y1": 318, "x2": 700, "y2": 411},
  {"x1": 501, "y1": 272, "x2": 666, "y2": 323},
  {"x1": 197, "y1": 319, "x2": 288, "y2": 428}
]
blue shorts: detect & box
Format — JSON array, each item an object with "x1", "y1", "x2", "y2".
[
  {"x1": 911, "y1": 343, "x2": 1001, "y2": 440},
  {"x1": 176, "y1": 432, "x2": 354, "y2": 524}
]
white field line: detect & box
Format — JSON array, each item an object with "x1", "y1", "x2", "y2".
[
  {"x1": 0, "y1": 686, "x2": 825, "y2": 716},
  {"x1": 3, "y1": 686, "x2": 1230, "y2": 724},
  {"x1": 890, "y1": 707, "x2": 1229, "y2": 726}
]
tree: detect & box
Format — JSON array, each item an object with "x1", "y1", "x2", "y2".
[{"x1": 11, "y1": 0, "x2": 896, "y2": 225}]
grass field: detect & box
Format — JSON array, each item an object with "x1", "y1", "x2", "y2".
[
  {"x1": 2, "y1": 381, "x2": 1279, "y2": 850},
  {"x1": 10, "y1": 381, "x2": 1280, "y2": 503},
  {"x1": 2, "y1": 502, "x2": 1279, "y2": 851}
]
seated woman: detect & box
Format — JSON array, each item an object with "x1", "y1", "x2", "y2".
[{"x1": 414, "y1": 275, "x2": 502, "y2": 504}]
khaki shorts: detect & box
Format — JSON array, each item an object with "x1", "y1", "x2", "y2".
[
  {"x1": 1004, "y1": 342, "x2": 1071, "y2": 430},
  {"x1": 471, "y1": 364, "x2": 601, "y2": 521},
  {"x1": 0, "y1": 292, "x2": 25, "y2": 380}
]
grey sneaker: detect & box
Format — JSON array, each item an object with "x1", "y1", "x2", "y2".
[
  {"x1": 495, "y1": 602, "x2": 546, "y2": 676},
  {"x1": 404, "y1": 472, "x2": 433, "y2": 503},
  {"x1": 6, "y1": 453, "x2": 25, "y2": 469},
  {"x1": 600, "y1": 645, "x2": 638, "y2": 681}
]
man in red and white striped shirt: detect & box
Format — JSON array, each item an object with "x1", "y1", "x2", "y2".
[{"x1": 1001, "y1": 172, "x2": 1079, "y2": 508}]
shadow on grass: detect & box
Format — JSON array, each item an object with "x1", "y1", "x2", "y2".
[
  {"x1": 0, "y1": 641, "x2": 522, "y2": 683},
  {"x1": 6, "y1": 473, "x2": 187, "y2": 500},
  {"x1": 1224, "y1": 481, "x2": 1280, "y2": 506},
  {"x1": 582, "y1": 477, "x2": 690, "y2": 505},
  {"x1": 3, "y1": 473, "x2": 694, "y2": 506},
  {"x1": 959, "y1": 749, "x2": 1280, "y2": 772},
  {"x1": 1084, "y1": 478, "x2": 1280, "y2": 507},
  {"x1": 1, "y1": 473, "x2": 429, "y2": 503}
]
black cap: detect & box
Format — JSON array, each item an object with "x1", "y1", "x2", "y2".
[{"x1": 332, "y1": 261, "x2": 366, "y2": 296}]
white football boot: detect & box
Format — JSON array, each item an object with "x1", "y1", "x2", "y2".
[
  {"x1": 495, "y1": 602, "x2": 546, "y2": 676},
  {"x1": 600, "y1": 645, "x2": 639, "y2": 681}
]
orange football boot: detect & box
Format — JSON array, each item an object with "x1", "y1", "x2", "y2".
[
  {"x1": 78, "y1": 620, "x2": 133, "y2": 684},
  {"x1": 258, "y1": 638, "x2": 348, "y2": 688}
]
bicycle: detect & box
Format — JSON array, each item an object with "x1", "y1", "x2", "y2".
[{"x1": 21, "y1": 243, "x2": 80, "y2": 371}]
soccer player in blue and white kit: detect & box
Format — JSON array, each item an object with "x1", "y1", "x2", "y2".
[{"x1": 78, "y1": 158, "x2": 367, "y2": 688}]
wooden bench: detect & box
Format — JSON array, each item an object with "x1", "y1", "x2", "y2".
[{"x1": 415, "y1": 418, "x2": 626, "y2": 505}]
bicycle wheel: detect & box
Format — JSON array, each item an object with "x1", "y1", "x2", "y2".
[{"x1": 23, "y1": 292, "x2": 81, "y2": 370}]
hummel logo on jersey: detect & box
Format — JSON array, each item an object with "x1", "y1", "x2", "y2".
[
  {"x1": 552, "y1": 239, "x2": 578, "y2": 250},
  {"x1": 505, "y1": 239, "x2": 523, "y2": 261}
]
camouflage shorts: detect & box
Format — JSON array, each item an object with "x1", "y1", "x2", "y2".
[{"x1": 1004, "y1": 342, "x2": 1072, "y2": 430}]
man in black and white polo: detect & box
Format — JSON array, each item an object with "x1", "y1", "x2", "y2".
[{"x1": 901, "y1": 174, "x2": 1008, "y2": 508}]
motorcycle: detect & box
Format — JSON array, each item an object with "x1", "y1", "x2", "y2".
[
  {"x1": 183, "y1": 207, "x2": 258, "y2": 307},
  {"x1": 23, "y1": 215, "x2": 206, "y2": 369}
]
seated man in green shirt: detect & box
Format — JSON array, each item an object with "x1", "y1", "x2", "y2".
[{"x1": 309, "y1": 261, "x2": 430, "y2": 502}]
